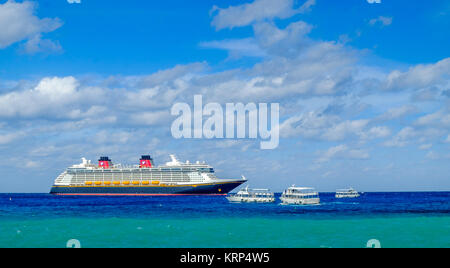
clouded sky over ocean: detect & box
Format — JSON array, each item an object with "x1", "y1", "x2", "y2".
[{"x1": 0, "y1": 0, "x2": 449, "y2": 192}]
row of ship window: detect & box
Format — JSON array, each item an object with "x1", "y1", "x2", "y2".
[
  {"x1": 69, "y1": 174, "x2": 206, "y2": 183},
  {"x1": 70, "y1": 174, "x2": 204, "y2": 178}
]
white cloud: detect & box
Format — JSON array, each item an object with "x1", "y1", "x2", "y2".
[
  {"x1": 200, "y1": 38, "x2": 265, "y2": 59},
  {"x1": 215, "y1": 140, "x2": 243, "y2": 149},
  {"x1": 419, "y1": 144, "x2": 433, "y2": 150},
  {"x1": 20, "y1": 34, "x2": 62, "y2": 55},
  {"x1": 280, "y1": 112, "x2": 338, "y2": 139},
  {"x1": 35, "y1": 76, "x2": 78, "y2": 100},
  {"x1": 94, "y1": 130, "x2": 138, "y2": 145},
  {"x1": 252, "y1": 21, "x2": 313, "y2": 57},
  {"x1": 199, "y1": 40, "x2": 357, "y2": 102},
  {"x1": 348, "y1": 149, "x2": 370, "y2": 160},
  {"x1": 316, "y1": 144, "x2": 348, "y2": 163},
  {"x1": 383, "y1": 127, "x2": 417, "y2": 147},
  {"x1": 385, "y1": 58, "x2": 450, "y2": 91},
  {"x1": 211, "y1": 0, "x2": 315, "y2": 30},
  {"x1": 0, "y1": 63, "x2": 200, "y2": 126},
  {"x1": 204, "y1": 18, "x2": 315, "y2": 59},
  {"x1": 367, "y1": 0, "x2": 381, "y2": 3},
  {"x1": 0, "y1": 76, "x2": 103, "y2": 119},
  {"x1": 369, "y1": 16, "x2": 393, "y2": 27},
  {"x1": 415, "y1": 110, "x2": 450, "y2": 128},
  {"x1": 281, "y1": 111, "x2": 389, "y2": 143},
  {"x1": 322, "y1": 120, "x2": 369, "y2": 141},
  {"x1": 67, "y1": 0, "x2": 81, "y2": 4},
  {"x1": 0, "y1": 1, "x2": 62, "y2": 52},
  {"x1": 0, "y1": 71, "x2": 182, "y2": 127},
  {"x1": 378, "y1": 105, "x2": 418, "y2": 120},
  {"x1": 25, "y1": 160, "x2": 39, "y2": 168},
  {"x1": 426, "y1": 151, "x2": 439, "y2": 160},
  {"x1": 0, "y1": 132, "x2": 23, "y2": 145},
  {"x1": 121, "y1": 86, "x2": 181, "y2": 110},
  {"x1": 316, "y1": 144, "x2": 369, "y2": 163},
  {"x1": 129, "y1": 111, "x2": 171, "y2": 126},
  {"x1": 362, "y1": 126, "x2": 392, "y2": 140}
]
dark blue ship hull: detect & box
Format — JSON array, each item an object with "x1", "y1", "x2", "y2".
[{"x1": 50, "y1": 181, "x2": 245, "y2": 196}]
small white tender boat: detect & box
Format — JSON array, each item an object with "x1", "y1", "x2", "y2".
[
  {"x1": 280, "y1": 186, "x2": 320, "y2": 205},
  {"x1": 226, "y1": 186, "x2": 275, "y2": 203},
  {"x1": 335, "y1": 188, "x2": 360, "y2": 199}
]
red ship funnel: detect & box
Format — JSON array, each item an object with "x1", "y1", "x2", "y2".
[
  {"x1": 140, "y1": 155, "x2": 154, "y2": 168},
  {"x1": 98, "y1": 156, "x2": 112, "y2": 169}
]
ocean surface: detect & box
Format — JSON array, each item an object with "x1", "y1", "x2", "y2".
[{"x1": 0, "y1": 192, "x2": 449, "y2": 248}]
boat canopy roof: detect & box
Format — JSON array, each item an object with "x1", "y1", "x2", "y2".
[
  {"x1": 336, "y1": 188, "x2": 357, "y2": 192},
  {"x1": 289, "y1": 187, "x2": 315, "y2": 191},
  {"x1": 237, "y1": 187, "x2": 272, "y2": 193}
]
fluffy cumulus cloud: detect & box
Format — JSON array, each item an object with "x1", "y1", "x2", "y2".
[
  {"x1": 67, "y1": 0, "x2": 81, "y2": 4},
  {"x1": 0, "y1": 76, "x2": 92, "y2": 118},
  {"x1": 0, "y1": 72, "x2": 194, "y2": 125},
  {"x1": 0, "y1": 0, "x2": 62, "y2": 53}
]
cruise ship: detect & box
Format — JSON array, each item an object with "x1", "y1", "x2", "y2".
[{"x1": 50, "y1": 155, "x2": 246, "y2": 196}]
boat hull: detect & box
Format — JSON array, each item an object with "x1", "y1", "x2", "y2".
[
  {"x1": 280, "y1": 197, "x2": 320, "y2": 205},
  {"x1": 335, "y1": 194, "x2": 360, "y2": 199},
  {"x1": 50, "y1": 181, "x2": 245, "y2": 196},
  {"x1": 226, "y1": 196, "x2": 275, "y2": 203}
]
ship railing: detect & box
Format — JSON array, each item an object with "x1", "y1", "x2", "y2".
[{"x1": 113, "y1": 164, "x2": 140, "y2": 169}]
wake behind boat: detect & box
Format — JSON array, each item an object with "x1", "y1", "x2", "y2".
[{"x1": 50, "y1": 154, "x2": 246, "y2": 196}]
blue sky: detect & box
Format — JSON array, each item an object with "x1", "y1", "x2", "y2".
[{"x1": 0, "y1": 0, "x2": 449, "y2": 192}]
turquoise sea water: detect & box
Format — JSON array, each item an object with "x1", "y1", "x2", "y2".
[{"x1": 0, "y1": 193, "x2": 449, "y2": 248}]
